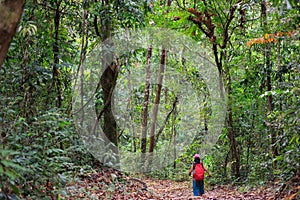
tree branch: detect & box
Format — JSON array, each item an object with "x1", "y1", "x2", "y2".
[
  {"x1": 221, "y1": 3, "x2": 239, "y2": 49},
  {"x1": 155, "y1": 96, "x2": 178, "y2": 142}
]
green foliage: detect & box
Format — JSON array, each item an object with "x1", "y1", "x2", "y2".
[
  {"x1": 0, "y1": 149, "x2": 26, "y2": 197},
  {"x1": 143, "y1": 0, "x2": 299, "y2": 186},
  {"x1": 0, "y1": 107, "x2": 94, "y2": 198},
  {"x1": 0, "y1": 0, "x2": 299, "y2": 197}
]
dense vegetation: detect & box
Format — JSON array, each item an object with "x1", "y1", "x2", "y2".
[{"x1": 0, "y1": 0, "x2": 299, "y2": 199}]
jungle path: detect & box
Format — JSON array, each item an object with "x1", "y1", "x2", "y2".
[
  {"x1": 60, "y1": 169, "x2": 288, "y2": 199},
  {"x1": 144, "y1": 178, "x2": 275, "y2": 200}
]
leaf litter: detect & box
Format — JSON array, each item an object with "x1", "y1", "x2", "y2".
[{"x1": 59, "y1": 169, "x2": 298, "y2": 199}]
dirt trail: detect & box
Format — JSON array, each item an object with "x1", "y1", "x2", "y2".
[
  {"x1": 60, "y1": 170, "x2": 286, "y2": 199},
  {"x1": 145, "y1": 179, "x2": 275, "y2": 200}
]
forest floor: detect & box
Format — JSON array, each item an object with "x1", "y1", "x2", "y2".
[
  {"x1": 59, "y1": 168, "x2": 299, "y2": 200},
  {"x1": 145, "y1": 178, "x2": 275, "y2": 199}
]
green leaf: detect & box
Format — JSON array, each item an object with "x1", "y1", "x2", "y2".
[
  {"x1": 2, "y1": 169, "x2": 17, "y2": 179},
  {"x1": 1, "y1": 149, "x2": 19, "y2": 157},
  {"x1": 1, "y1": 160, "x2": 26, "y2": 171}
]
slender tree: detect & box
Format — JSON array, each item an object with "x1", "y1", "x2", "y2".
[
  {"x1": 141, "y1": 46, "x2": 153, "y2": 154},
  {"x1": 261, "y1": 0, "x2": 278, "y2": 169},
  {"x1": 52, "y1": 0, "x2": 63, "y2": 108},
  {"x1": 149, "y1": 46, "x2": 166, "y2": 154},
  {"x1": 186, "y1": 0, "x2": 241, "y2": 177}
]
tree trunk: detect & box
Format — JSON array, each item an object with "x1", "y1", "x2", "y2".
[
  {"x1": 52, "y1": 0, "x2": 63, "y2": 108},
  {"x1": 261, "y1": 0, "x2": 277, "y2": 168},
  {"x1": 124, "y1": 31, "x2": 136, "y2": 152},
  {"x1": 149, "y1": 46, "x2": 166, "y2": 154},
  {"x1": 213, "y1": 44, "x2": 225, "y2": 100},
  {"x1": 187, "y1": 1, "x2": 241, "y2": 178},
  {"x1": 80, "y1": 4, "x2": 88, "y2": 130},
  {"x1": 100, "y1": 64, "x2": 119, "y2": 146},
  {"x1": 96, "y1": 0, "x2": 119, "y2": 150},
  {"x1": 226, "y1": 72, "x2": 240, "y2": 178},
  {"x1": 173, "y1": 103, "x2": 177, "y2": 169},
  {"x1": 0, "y1": 0, "x2": 26, "y2": 67},
  {"x1": 141, "y1": 46, "x2": 152, "y2": 154}
]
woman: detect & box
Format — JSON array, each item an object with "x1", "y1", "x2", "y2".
[{"x1": 188, "y1": 154, "x2": 211, "y2": 196}]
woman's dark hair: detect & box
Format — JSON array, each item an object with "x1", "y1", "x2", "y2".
[{"x1": 194, "y1": 157, "x2": 200, "y2": 164}]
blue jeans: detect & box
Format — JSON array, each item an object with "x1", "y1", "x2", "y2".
[{"x1": 193, "y1": 180, "x2": 204, "y2": 196}]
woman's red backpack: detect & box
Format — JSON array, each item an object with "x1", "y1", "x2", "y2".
[{"x1": 193, "y1": 163, "x2": 204, "y2": 180}]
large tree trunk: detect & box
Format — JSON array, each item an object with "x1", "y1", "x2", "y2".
[
  {"x1": 88, "y1": 0, "x2": 120, "y2": 169},
  {"x1": 0, "y1": 0, "x2": 26, "y2": 67},
  {"x1": 100, "y1": 63, "x2": 119, "y2": 146},
  {"x1": 94, "y1": 0, "x2": 119, "y2": 150}
]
